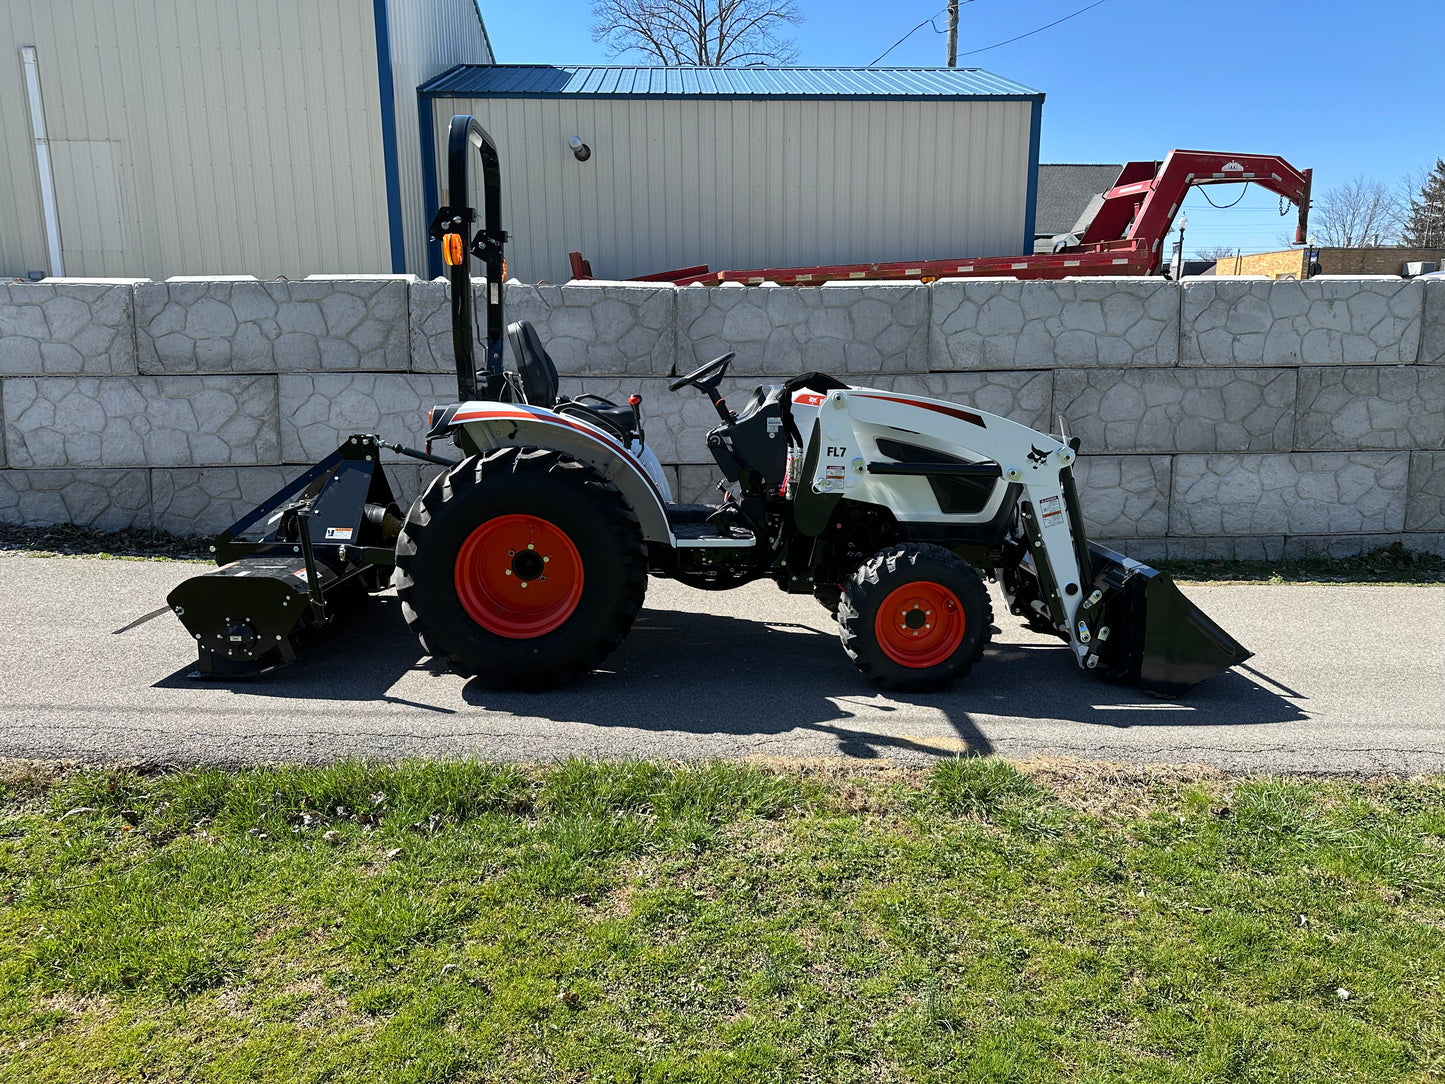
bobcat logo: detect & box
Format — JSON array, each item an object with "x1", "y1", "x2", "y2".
[{"x1": 1027, "y1": 445, "x2": 1051, "y2": 468}]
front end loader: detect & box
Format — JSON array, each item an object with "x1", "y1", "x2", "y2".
[{"x1": 159, "y1": 115, "x2": 1249, "y2": 696}]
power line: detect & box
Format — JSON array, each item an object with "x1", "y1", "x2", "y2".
[
  {"x1": 870, "y1": 2, "x2": 977, "y2": 66},
  {"x1": 958, "y1": 0, "x2": 1110, "y2": 57},
  {"x1": 869, "y1": 6, "x2": 947, "y2": 65}
]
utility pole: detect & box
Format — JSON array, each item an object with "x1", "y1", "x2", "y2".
[{"x1": 946, "y1": 0, "x2": 959, "y2": 66}]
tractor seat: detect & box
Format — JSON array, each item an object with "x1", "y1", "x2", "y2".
[
  {"x1": 507, "y1": 321, "x2": 560, "y2": 406},
  {"x1": 506, "y1": 320, "x2": 638, "y2": 444}
]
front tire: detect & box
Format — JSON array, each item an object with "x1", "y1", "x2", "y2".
[
  {"x1": 393, "y1": 446, "x2": 647, "y2": 688},
  {"x1": 839, "y1": 543, "x2": 992, "y2": 692}
]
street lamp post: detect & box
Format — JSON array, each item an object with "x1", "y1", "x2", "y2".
[{"x1": 1171, "y1": 213, "x2": 1188, "y2": 280}]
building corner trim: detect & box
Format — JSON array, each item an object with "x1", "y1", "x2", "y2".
[
  {"x1": 372, "y1": 0, "x2": 406, "y2": 274},
  {"x1": 1022, "y1": 96, "x2": 1043, "y2": 257},
  {"x1": 418, "y1": 91, "x2": 441, "y2": 281}
]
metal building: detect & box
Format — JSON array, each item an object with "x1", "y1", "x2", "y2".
[
  {"x1": 419, "y1": 65, "x2": 1044, "y2": 284},
  {"x1": 0, "y1": 0, "x2": 491, "y2": 280}
]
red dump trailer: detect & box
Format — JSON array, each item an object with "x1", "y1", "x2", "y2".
[{"x1": 569, "y1": 150, "x2": 1312, "y2": 286}]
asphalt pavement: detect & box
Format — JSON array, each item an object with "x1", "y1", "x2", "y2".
[{"x1": 0, "y1": 555, "x2": 1441, "y2": 775}]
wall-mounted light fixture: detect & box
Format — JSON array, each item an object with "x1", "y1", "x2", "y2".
[{"x1": 568, "y1": 136, "x2": 592, "y2": 163}]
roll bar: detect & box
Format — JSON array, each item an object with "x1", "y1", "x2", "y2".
[{"x1": 427, "y1": 115, "x2": 508, "y2": 401}]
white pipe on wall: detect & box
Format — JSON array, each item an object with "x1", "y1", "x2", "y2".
[{"x1": 21, "y1": 46, "x2": 65, "y2": 278}]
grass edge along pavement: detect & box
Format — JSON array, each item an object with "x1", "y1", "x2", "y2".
[
  {"x1": 0, "y1": 524, "x2": 212, "y2": 562},
  {"x1": 3, "y1": 523, "x2": 1443, "y2": 584},
  {"x1": 1, "y1": 756, "x2": 1441, "y2": 1083}
]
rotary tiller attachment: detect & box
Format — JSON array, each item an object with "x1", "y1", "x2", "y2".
[
  {"x1": 167, "y1": 435, "x2": 404, "y2": 678},
  {"x1": 1082, "y1": 543, "x2": 1252, "y2": 697}
]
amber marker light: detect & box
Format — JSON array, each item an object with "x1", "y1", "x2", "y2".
[{"x1": 442, "y1": 233, "x2": 464, "y2": 266}]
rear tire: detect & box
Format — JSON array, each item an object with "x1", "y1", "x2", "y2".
[
  {"x1": 393, "y1": 446, "x2": 647, "y2": 689},
  {"x1": 839, "y1": 543, "x2": 992, "y2": 692}
]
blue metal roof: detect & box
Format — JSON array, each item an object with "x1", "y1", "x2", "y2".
[{"x1": 419, "y1": 64, "x2": 1042, "y2": 100}]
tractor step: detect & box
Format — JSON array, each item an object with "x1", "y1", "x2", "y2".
[
  {"x1": 665, "y1": 501, "x2": 757, "y2": 548},
  {"x1": 673, "y1": 525, "x2": 756, "y2": 548}
]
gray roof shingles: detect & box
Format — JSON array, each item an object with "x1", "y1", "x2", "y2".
[{"x1": 1033, "y1": 163, "x2": 1122, "y2": 237}]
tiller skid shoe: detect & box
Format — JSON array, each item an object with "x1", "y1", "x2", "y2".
[{"x1": 167, "y1": 435, "x2": 405, "y2": 677}]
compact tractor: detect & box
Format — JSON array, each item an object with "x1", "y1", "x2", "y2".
[{"x1": 163, "y1": 116, "x2": 1250, "y2": 696}]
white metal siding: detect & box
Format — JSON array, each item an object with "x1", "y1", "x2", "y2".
[
  {"x1": 431, "y1": 95, "x2": 1033, "y2": 284},
  {"x1": 0, "y1": 0, "x2": 390, "y2": 279},
  {"x1": 385, "y1": 0, "x2": 491, "y2": 274}
]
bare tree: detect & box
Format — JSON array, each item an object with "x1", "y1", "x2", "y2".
[
  {"x1": 591, "y1": 0, "x2": 804, "y2": 65},
  {"x1": 1310, "y1": 176, "x2": 1402, "y2": 247},
  {"x1": 1194, "y1": 245, "x2": 1239, "y2": 262}
]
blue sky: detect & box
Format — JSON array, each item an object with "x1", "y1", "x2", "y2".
[{"x1": 480, "y1": 0, "x2": 1443, "y2": 256}]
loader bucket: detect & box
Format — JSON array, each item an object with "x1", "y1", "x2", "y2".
[{"x1": 1087, "y1": 543, "x2": 1252, "y2": 697}]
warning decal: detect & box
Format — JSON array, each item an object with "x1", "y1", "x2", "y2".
[
  {"x1": 1039, "y1": 495, "x2": 1064, "y2": 524},
  {"x1": 324, "y1": 527, "x2": 354, "y2": 541}
]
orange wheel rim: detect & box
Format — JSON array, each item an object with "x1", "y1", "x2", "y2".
[
  {"x1": 874, "y1": 581, "x2": 966, "y2": 668},
  {"x1": 454, "y1": 514, "x2": 583, "y2": 638}
]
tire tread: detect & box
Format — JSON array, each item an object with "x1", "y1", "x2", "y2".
[
  {"x1": 838, "y1": 542, "x2": 993, "y2": 692},
  {"x1": 393, "y1": 445, "x2": 647, "y2": 689}
]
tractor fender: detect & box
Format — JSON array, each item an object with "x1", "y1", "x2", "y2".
[{"x1": 431, "y1": 402, "x2": 674, "y2": 544}]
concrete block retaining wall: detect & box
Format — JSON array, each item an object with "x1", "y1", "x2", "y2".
[
  {"x1": 1, "y1": 273, "x2": 1441, "y2": 559},
  {"x1": 135, "y1": 278, "x2": 412, "y2": 374}
]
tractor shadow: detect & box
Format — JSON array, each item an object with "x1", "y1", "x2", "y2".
[
  {"x1": 468, "y1": 605, "x2": 998, "y2": 761},
  {"x1": 151, "y1": 596, "x2": 456, "y2": 713},
  {"x1": 151, "y1": 594, "x2": 1306, "y2": 762},
  {"x1": 459, "y1": 603, "x2": 1306, "y2": 761}
]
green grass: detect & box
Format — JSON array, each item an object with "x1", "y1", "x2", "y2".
[{"x1": 1, "y1": 757, "x2": 1442, "y2": 1082}]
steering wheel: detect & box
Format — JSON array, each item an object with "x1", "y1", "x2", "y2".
[{"x1": 668, "y1": 352, "x2": 735, "y2": 392}]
